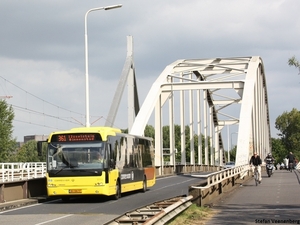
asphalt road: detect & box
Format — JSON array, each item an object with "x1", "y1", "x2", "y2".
[
  {"x1": 205, "y1": 169, "x2": 300, "y2": 225},
  {"x1": 0, "y1": 174, "x2": 204, "y2": 225}
]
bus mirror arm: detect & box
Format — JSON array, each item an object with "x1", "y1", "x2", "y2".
[{"x1": 110, "y1": 159, "x2": 116, "y2": 168}]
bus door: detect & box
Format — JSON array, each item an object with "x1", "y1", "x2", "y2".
[{"x1": 104, "y1": 143, "x2": 118, "y2": 185}]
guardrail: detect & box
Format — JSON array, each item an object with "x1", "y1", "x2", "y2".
[
  {"x1": 105, "y1": 195, "x2": 193, "y2": 225},
  {"x1": 191, "y1": 164, "x2": 249, "y2": 190},
  {"x1": 0, "y1": 162, "x2": 253, "y2": 185},
  {"x1": 0, "y1": 162, "x2": 46, "y2": 183},
  {"x1": 0, "y1": 163, "x2": 219, "y2": 204},
  {"x1": 188, "y1": 164, "x2": 251, "y2": 207},
  {"x1": 0, "y1": 163, "x2": 220, "y2": 184}
]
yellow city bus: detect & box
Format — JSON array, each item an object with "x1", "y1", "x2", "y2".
[{"x1": 37, "y1": 126, "x2": 155, "y2": 201}]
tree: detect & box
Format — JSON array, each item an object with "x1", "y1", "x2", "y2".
[
  {"x1": 0, "y1": 100, "x2": 17, "y2": 162},
  {"x1": 15, "y1": 140, "x2": 41, "y2": 162},
  {"x1": 144, "y1": 125, "x2": 155, "y2": 139},
  {"x1": 159, "y1": 125, "x2": 209, "y2": 164},
  {"x1": 229, "y1": 146, "x2": 237, "y2": 161},
  {"x1": 288, "y1": 56, "x2": 300, "y2": 74},
  {"x1": 275, "y1": 108, "x2": 300, "y2": 161},
  {"x1": 271, "y1": 137, "x2": 286, "y2": 164}
]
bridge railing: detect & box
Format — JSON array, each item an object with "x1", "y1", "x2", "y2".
[
  {"x1": 188, "y1": 164, "x2": 251, "y2": 206},
  {"x1": 0, "y1": 163, "x2": 219, "y2": 184},
  {"x1": 190, "y1": 164, "x2": 250, "y2": 190},
  {"x1": 0, "y1": 162, "x2": 46, "y2": 183}
]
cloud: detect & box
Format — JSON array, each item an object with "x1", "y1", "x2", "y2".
[{"x1": 0, "y1": 0, "x2": 299, "y2": 142}]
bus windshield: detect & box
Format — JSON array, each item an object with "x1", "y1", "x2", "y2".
[{"x1": 47, "y1": 142, "x2": 106, "y2": 171}]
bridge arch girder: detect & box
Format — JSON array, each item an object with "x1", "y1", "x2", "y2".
[{"x1": 130, "y1": 56, "x2": 271, "y2": 173}]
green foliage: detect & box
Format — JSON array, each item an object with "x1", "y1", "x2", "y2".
[
  {"x1": 288, "y1": 56, "x2": 300, "y2": 74},
  {"x1": 15, "y1": 140, "x2": 41, "y2": 162},
  {"x1": 121, "y1": 124, "x2": 208, "y2": 164},
  {"x1": 275, "y1": 108, "x2": 300, "y2": 161},
  {"x1": 160, "y1": 125, "x2": 208, "y2": 164},
  {"x1": 225, "y1": 146, "x2": 237, "y2": 162},
  {"x1": 0, "y1": 100, "x2": 17, "y2": 162},
  {"x1": 144, "y1": 124, "x2": 155, "y2": 139},
  {"x1": 271, "y1": 138, "x2": 286, "y2": 164},
  {"x1": 121, "y1": 128, "x2": 128, "y2": 133},
  {"x1": 166, "y1": 204, "x2": 213, "y2": 225}
]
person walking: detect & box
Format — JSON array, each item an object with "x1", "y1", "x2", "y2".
[{"x1": 286, "y1": 152, "x2": 295, "y2": 172}]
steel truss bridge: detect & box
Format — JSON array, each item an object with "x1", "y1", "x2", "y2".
[{"x1": 107, "y1": 36, "x2": 271, "y2": 176}]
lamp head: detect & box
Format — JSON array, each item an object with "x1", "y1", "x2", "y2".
[{"x1": 104, "y1": 4, "x2": 122, "y2": 10}]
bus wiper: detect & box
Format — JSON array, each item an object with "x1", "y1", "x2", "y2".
[
  {"x1": 89, "y1": 170, "x2": 101, "y2": 174},
  {"x1": 54, "y1": 166, "x2": 80, "y2": 175},
  {"x1": 77, "y1": 169, "x2": 102, "y2": 174},
  {"x1": 54, "y1": 167, "x2": 66, "y2": 175}
]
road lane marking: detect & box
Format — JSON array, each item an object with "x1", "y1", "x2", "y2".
[
  {"x1": 149, "y1": 178, "x2": 196, "y2": 192},
  {"x1": 215, "y1": 208, "x2": 300, "y2": 212},
  {"x1": 34, "y1": 214, "x2": 73, "y2": 225}
]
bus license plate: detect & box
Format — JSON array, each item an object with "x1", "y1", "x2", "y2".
[{"x1": 69, "y1": 189, "x2": 82, "y2": 193}]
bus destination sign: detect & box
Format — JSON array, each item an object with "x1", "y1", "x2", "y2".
[{"x1": 51, "y1": 133, "x2": 102, "y2": 142}]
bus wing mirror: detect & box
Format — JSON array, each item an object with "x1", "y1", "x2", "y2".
[{"x1": 37, "y1": 141, "x2": 46, "y2": 156}]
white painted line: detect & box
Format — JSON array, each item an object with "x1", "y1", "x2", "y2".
[
  {"x1": 34, "y1": 214, "x2": 73, "y2": 225},
  {"x1": 218, "y1": 208, "x2": 300, "y2": 212}
]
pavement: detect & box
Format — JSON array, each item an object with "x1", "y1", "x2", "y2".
[
  {"x1": 1, "y1": 169, "x2": 300, "y2": 225},
  {"x1": 0, "y1": 196, "x2": 48, "y2": 212},
  {"x1": 205, "y1": 169, "x2": 300, "y2": 225},
  {"x1": 0, "y1": 198, "x2": 38, "y2": 212}
]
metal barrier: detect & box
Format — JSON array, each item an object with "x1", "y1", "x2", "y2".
[
  {"x1": 0, "y1": 162, "x2": 46, "y2": 183},
  {"x1": 188, "y1": 164, "x2": 251, "y2": 207},
  {"x1": 0, "y1": 163, "x2": 219, "y2": 184},
  {"x1": 191, "y1": 164, "x2": 249, "y2": 190},
  {"x1": 0, "y1": 163, "x2": 219, "y2": 203},
  {"x1": 104, "y1": 195, "x2": 193, "y2": 225}
]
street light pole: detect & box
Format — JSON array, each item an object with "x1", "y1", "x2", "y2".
[
  {"x1": 84, "y1": 4, "x2": 122, "y2": 127},
  {"x1": 230, "y1": 132, "x2": 238, "y2": 161},
  {"x1": 227, "y1": 126, "x2": 230, "y2": 163}
]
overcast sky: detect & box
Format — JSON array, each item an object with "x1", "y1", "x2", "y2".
[{"x1": 0, "y1": 0, "x2": 299, "y2": 142}]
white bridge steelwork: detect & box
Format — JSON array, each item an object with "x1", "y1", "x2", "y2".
[
  {"x1": 0, "y1": 55, "x2": 271, "y2": 181},
  {"x1": 130, "y1": 56, "x2": 271, "y2": 175},
  {"x1": 0, "y1": 40, "x2": 272, "y2": 206}
]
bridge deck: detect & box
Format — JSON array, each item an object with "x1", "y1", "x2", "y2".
[{"x1": 206, "y1": 169, "x2": 300, "y2": 224}]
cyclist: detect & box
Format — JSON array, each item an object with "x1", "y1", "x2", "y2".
[{"x1": 250, "y1": 152, "x2": 262, "y2": 184}]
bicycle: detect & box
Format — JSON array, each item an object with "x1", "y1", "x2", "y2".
[{"x1": 253, "y1": 166, "x2": 260, "y2": 186}]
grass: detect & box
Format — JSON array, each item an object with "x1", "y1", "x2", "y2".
[{"x1": 166, "y1": 204, "x2": 215, "y2": 225}]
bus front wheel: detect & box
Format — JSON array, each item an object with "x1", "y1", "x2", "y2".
[
  {"x1": 142, "y1": 178, "x2": 147, "y2": 192},
  {"x1": 113, "y1": 181, "x2": 121, "y2": 200}
]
